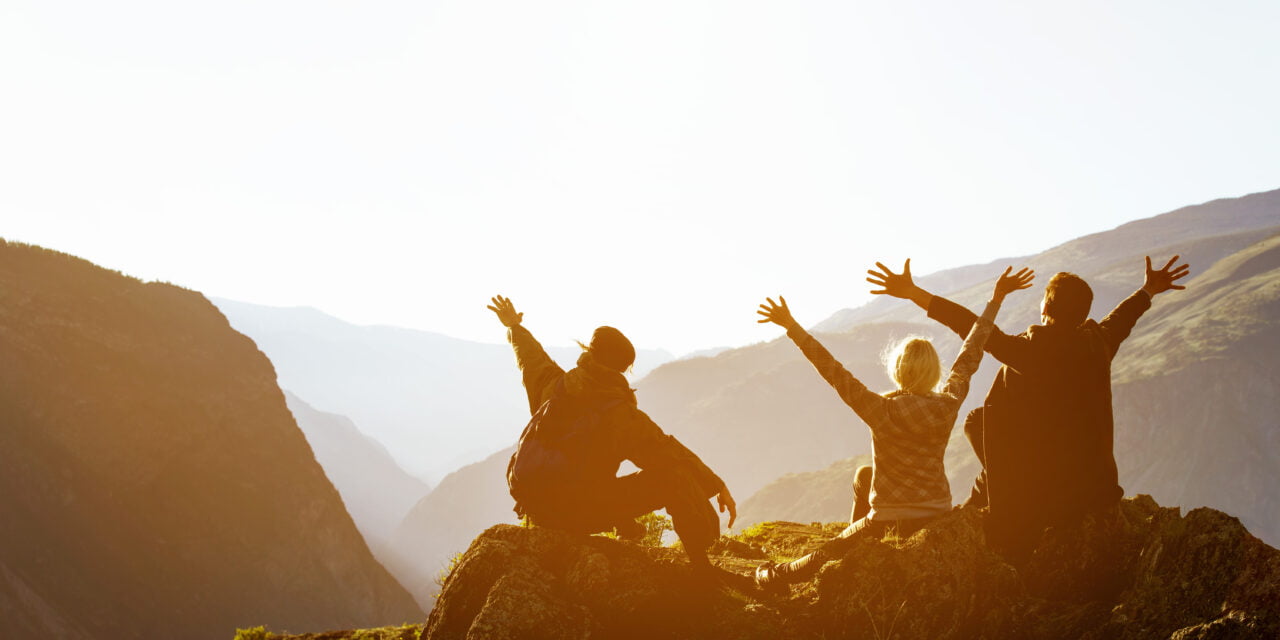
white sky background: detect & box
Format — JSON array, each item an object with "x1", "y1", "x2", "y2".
[{"x1": 2, "y1": 1, "x2": 1278, "y2": 355}]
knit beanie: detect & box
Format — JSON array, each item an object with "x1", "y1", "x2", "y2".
[{"x1": 588, "y1": 326, "x2": 635, "y2": 372}]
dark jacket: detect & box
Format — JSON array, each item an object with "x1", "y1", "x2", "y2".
[
  {"x1": 507, "y1": 324, "x2": 725, "y2": 503},
  {"x1": 927, "y1": 290, "x2": 1152, "y2": 551}
]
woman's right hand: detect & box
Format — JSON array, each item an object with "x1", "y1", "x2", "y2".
[
  {"x1": 756, "y1": 296, "x2": 798, "y2": 329},
  {"x1": 993, "y1": 267, "x2": 1035, "y2": 301}
]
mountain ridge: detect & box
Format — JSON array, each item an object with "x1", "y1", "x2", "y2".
[{"x1": 0, "y1": 239, "x2": 422, "y2": 639}]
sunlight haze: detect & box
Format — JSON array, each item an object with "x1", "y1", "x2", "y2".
[{"x1": 3, "y1": 1, "x2": 1277, "y2": 355}]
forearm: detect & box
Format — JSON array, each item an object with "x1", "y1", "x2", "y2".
[
  {"x1": 785, "y1": 324, "x2": 861, "y2": 395},
  {"x1": 926, "y1": 295, "x2": 978, "y2": 338},
  {"x1": 507, "y1": 324, "x2": 564, "y2": 412},
  {"x1": 665, "y1": 437, "x2": 726, "y2": 498},
  {"x1": 785, "y1": 323, "x2": 887, "y2": 420},
  {"x1": 907, "y1": 286, "x2": 935, "y2": 311},
  {"x1": 627, "y1": 414, "x2": 725, "y2": 498},
  {"x1": 1099, "y1": 289, "x2": 1154, "y2": 355},
  {"x1": 949, "y1": 299, "x2": 1001, "y2": 382},
  {"x1": 508, "y1": 324, "x2": 550, "y2": 369}
]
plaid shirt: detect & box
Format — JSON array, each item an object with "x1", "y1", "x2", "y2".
[{"x1": 786, "y1": 300, "x2": 1000, "y2": 519}]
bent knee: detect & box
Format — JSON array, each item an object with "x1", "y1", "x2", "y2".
[{"x1": 853, "y1": 465, "x2": 872, "y2": 488}]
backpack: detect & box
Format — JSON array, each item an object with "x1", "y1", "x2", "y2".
[{"x1": 506, "y1": 379, "x2": 623, "y2": 516}]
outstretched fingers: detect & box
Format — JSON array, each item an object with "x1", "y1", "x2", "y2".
[
  {"x1": 756, "y1": 304, "x2": 775, "y2": 323},
  {"x1": 1013, "y1": 268, "x2": 1036, "y2": 289},
  {"x1": 757, "y1": 296, "x2": 793, "y2": 326}
]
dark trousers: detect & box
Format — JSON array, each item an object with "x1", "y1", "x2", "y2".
[
  {"x1": 774, "y1": 465, "x2": 932, "y2": 583},
  {"x1": 526, "y1": 467, "x2": 719, "y2": 555},
  {"x1": 962, "y1": 407, "x2": 990, "y2": 508}
]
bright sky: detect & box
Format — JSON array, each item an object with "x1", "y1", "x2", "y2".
[{"x1": 3, "y1": 1, "x2": 1278, "y2": 355}]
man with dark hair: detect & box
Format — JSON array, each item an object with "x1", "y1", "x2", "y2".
[
  {"x1": 1041, "y1": 272, "x2": 1093, "y2": 327},
  {"x1": 487, "y1": 295, "x2": 736, "y2": 568},
  {"x1": 866, "y1": 256, "x2": 1190, "y2": 558}
]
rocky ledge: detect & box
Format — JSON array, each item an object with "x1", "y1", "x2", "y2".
[{"x1": 418, "y1": 495, "x2": 1279, "y2": 639}]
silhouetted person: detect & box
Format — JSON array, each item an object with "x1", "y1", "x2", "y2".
[
  {"x1": 487, "y1": 295, "x2": 736, "y2": 568},
  {"x1": 751, "y1": 267, "x2": 1033, "y2": 588},
  {"x1": 867, "y1": 256, "x2": 1190, "y2": 559}
]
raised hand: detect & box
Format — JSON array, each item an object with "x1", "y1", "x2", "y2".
[
  {"x1": 867, "y1": 259, "x2": 934, "y2": 309},
  {"x1": 756, "y1": 296, "x2": 797, "y2": 329},
  {"x1": 867, "y1": 259, "x2": 918, "y2": 299},
  {"x1": 993, "y1": 266, "x2": 1035, "y2": 301},
  {"x1": 717, "y1": 487, "x2": 737, "y2": 529},
  {"x1": 1142, "y1": 255, "x2": 1191, "y2": 296},
  {"x1": 486, "y1": 295, "x2": 523, "y2": 327}
]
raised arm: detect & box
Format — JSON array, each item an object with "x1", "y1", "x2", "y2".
[
  {"x1": 488, "y1": 295, "x2": 564, "y2": 414},
  {"x1": 1098, "y1": 255, "x2": 1190, "y2": 357},
  {"x1": 868, "y1": 259, "x2": 1036, "y2": 373},
  {"x1": 757, "y1": 296, "x2": 891, "y2": 426},
  {"x1": 939, "y1": 267, "x2": 1034, "y2": 401}
]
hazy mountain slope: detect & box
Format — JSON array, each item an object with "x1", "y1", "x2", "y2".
[
  {"x1": 0, "y1": 240, "x2": 422, "y2": 639},
  {"x1": 1107, "y1": 232, "x2": 1280, "y2": 544},
  {"x1": 733, "y1": 454, "x2": 872, "y2": 530},
  {"x1": 284, "y1": 392, "x2": 431, "y2": 551},
  {"x1": 214, "y1": 299, "x2": 672, "y2": 482},
  {"x1": 634, "y1": 190, "x2": 1280, "y2": 543},
  {"x1": 386, "y1": 447, "x2": 518, "y2": 609}
]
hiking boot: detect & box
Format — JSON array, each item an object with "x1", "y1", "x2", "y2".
[{"x1": 754, "y1": 561, "x2": 788, "y2": 595}]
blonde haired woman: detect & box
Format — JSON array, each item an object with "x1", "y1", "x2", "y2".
[{"x1": 753, "y1": 264, "x2": 1033, "y2": 588}]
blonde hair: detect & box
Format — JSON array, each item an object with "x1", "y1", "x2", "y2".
[{"x1": 883, "y1": 336, "x2": 941, "y2": 395}]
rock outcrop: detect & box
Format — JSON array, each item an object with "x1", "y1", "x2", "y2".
[{"x1": 425, "y1": 496, "x2": 1279, "y2": 639}]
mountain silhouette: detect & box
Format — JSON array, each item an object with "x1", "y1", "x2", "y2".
[{"x1": 0, "y1": 240, "x2": 422, "y2": 639}]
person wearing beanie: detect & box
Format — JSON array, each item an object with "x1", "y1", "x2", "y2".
[{"x1": 488, "y1": 295, "x2": 736, "y2": 569}]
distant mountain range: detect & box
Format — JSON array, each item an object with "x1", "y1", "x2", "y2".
[
  {"x1": 0, "y1": 240, "x2": 422, "y2": 639},
  {"x1": 214, "y1": 299, "x2": 673, "y2": 483},
  {"x1": 284, "y1": 392, "x2": 431, "y2": 553},
  {"x1": 386, "y1": 446, "x2": 517, "y2": 609},
  {"x1": 733, "y1": 454, "x2": 872, "y2": 530}
]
